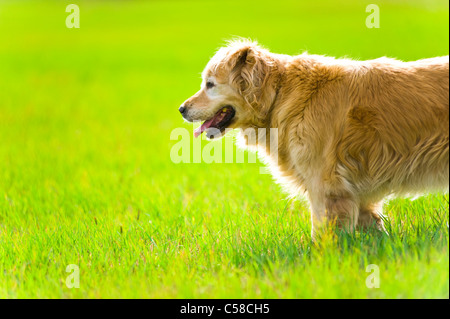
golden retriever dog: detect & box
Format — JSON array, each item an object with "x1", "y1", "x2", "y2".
[{"x1": 180, "y1": 39, "x2": 449, "y2": 237}]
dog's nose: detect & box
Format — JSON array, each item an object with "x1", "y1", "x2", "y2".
[{"x1": 179, "y1": 106, "x2": 186, "y2": 114}]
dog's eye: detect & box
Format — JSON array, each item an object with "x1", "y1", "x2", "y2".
[{"x1": 206, "y1": 81, "x2": 215, "y2": 89}]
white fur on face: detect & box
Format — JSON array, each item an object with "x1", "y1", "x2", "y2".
[
  {"x1": 203, "y1": 76, "x2": 222, "y2": 98},
  {"x1": 201, "y1": 76, "x2": 236, "y2": 109},
  {"x1": 183, "y1": 71, "x2": 243, "y2": 125},
  {"x1": 182, "y1": 77, "x2": 228, "y2": 121}
]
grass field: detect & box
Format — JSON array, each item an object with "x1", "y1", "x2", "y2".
[{"x1": 0, "y1": 0, "x2": 448, "y2": 298}]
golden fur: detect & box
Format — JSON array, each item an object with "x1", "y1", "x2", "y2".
[{"x1": 181, "y1": 39, "x2": 449, "y2": 236}]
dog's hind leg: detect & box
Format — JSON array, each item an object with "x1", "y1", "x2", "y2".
[
  {"x1": 325, "y1": 195, "x2": 360, "y2": 232},
  {"x1": 357, "y1": 201, "x2": 388, "y2": 234}
]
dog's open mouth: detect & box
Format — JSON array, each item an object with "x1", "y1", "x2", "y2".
[{"x1": 194, "y1": 106, "x2": 235, "y2": 138}]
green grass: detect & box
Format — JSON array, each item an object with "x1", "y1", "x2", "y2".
[{"x1": 0, "y1": 0, "x2": 448, "y2": 298}]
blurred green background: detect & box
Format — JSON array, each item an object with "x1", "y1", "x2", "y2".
[{"x1": 0, "y1": 0, "x2": 448, "y2": 298}]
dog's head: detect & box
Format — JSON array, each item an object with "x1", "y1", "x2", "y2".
[{"x1": 180, "y1": 40, "x2": 280, "y2": 139}]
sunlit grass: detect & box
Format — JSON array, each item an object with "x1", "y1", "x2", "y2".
[{"x1": 0, "y1": 0, "x2": 448, "y2": 298}]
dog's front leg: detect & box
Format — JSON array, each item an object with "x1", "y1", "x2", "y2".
[
  {"x1": 307, "y1": 191, "x2": 328, "y2": 239},
  {"x1": 308, "y1": 190, "x2": 360, "y2": 238}
]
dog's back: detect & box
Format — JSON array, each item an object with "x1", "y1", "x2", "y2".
[{"x1": 339, "y1": 56, "x2": 449, "y2": 198}]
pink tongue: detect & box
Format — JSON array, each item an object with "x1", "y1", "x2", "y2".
[
  {"x1": 193, "y1": 112, "x2": 227, "y2": 138},
  {"x1": 194, "y1": 118, "x2": 215, "y2": 138}
]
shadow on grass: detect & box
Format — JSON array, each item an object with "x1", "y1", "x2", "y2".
[{"x1": 224, "y1": 197, "x2": 449, "y2": 274}]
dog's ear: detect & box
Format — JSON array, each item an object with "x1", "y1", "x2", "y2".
[
  {"x1": 228, "y1": 45, "x2": 266, "y2": 96},
  {"x1": 228, "y1": 43, "x2": 277, "y2": 121}
]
